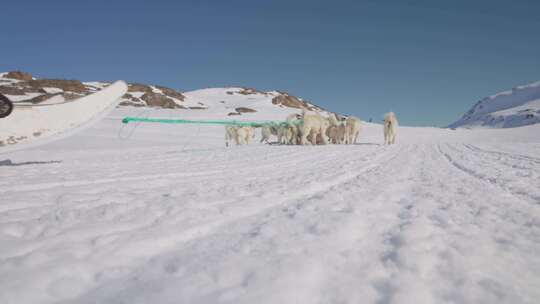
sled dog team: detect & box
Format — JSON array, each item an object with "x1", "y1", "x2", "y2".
[{"x1": 226, "y1": 111, "x2": 398, "y2": 147}]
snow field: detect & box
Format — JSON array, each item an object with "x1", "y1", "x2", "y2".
[{"x1": 0, "y1": 108, "x2": 539, "y2": 303}]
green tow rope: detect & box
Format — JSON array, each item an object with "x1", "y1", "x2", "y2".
[{"x1": 122, "y1": 117, "x2": 298, "y2": 128}]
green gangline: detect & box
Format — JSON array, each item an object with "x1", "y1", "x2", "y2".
[{"x1": 122, "y1": 117, "x2": 298, "y2": 127}]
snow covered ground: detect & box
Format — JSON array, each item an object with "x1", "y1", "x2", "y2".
[{"x1": 1, "y1": 107, "x2": 539, "y2": 304}]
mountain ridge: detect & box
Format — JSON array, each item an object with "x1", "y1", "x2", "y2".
[
  {"x1": 0, "y1": 71, "x2": 334, "y2": 119},
  {"x1": 449, "y1": 80, "x2": 540, "y2": 128}
]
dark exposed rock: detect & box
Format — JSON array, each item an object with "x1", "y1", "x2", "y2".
[
  {"x1": 29, "y1": 93, "x2": 61, "y2": 104},
  {"x1": 228, "y1": 112, "x2": 241, "y2": 116},
  {"x1": 120, "y1": 100, "x2": 145, "y2": 107},
  {"x1": 16, "y1": 83, "x2": 46, "y2": 93},
  {"x1": 28, "y1": 79, "x2": 86, "y2": 93},
  {"x1": 140, "y1": 92, "x2": 179, "y2": 109},
  {"x1": 235, "y1": 107, "x2": 257, "y2": 113},
  {"x1": 0, "y1": 86, "x2": 26, "y2": 95},
  {"x1": 62, "y1": 92, "x2": 83, "y2": 101},
  {"x1": 5, "y1": 71, "x2": 33, "y2": 81},
  {"x1": 237, "y1": 88, "x2": 262, "y2": 95},
  {"x1": 272, "y1": 93, "x2": 327, "y2": 112},
  {"x1": 272, "y1": 94, "x2": 309, "y2": 110},
  {"x1": 128, "y1": 83, "x2": 153, "y2": 93},
  {"x1": 122, "y1": 93, "x2": 142, "y2": 102},
  {"x1": 156, "y1": 85, "x2": 185, "y2": 101}
]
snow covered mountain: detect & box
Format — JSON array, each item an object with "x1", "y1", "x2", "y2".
[
  {"x1": 0, "y1": 71, "x2": 333, "y2": 120},
  {"x1": 449, "y1": 80, "x2": 540, "y2": 128}
]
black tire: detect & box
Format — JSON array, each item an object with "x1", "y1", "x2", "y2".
[{"x1": 0, "y1": 93, "x2": 13, "y2": 118}]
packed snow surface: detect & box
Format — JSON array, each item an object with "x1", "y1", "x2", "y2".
[{"x1": 1, "y1": 107, "x2": 539, "y2": 304}]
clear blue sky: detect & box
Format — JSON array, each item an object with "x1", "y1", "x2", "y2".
[{"x1": 2, "y1": 0, "x2": 539, "y2": 126}]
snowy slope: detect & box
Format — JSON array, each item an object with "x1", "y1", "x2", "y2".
[
  {"x1": 1, "y1": 72, "x2": 333, "y2": 119},
  {"x1": 449, "y1": 81, "x2": 540, "y2": 128},
  {"x1": 180, "y1": 87, "x2": 332, "y2": 120},
  {"x1": 1, "y1": 107, "x2": 539, "y2": 304}
]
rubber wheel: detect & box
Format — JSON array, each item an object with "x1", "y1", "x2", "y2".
[{"x1": 0, "y1": 94, "x2": 13, "y2": 118}]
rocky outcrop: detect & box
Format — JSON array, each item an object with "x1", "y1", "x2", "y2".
[
  {"x1": 128, "y1": 83, "x2": 153, "y2": 93},
  {"x1": 5, "y1": 71, "x2": 33, "y2": 81},
  {"x1": 272, "y1": 94, "x2": 311, "y2": 110},
  {"x1": 140, "y1": 92, "x2": 183, "y2": 109},
  {"x1": 156, "y1": 85, "x2": 185, "y2": 101},
  {"x1": 235, "y1": 107, "x2": 257, "y2": 113},
  {"x1": 0, "y1": 71, "x2": 188, "y2": 109},
  {"x1": 119, "y1": 100, "x2": 145, "y2": 107},
  {"x1": 29, "y1": 94, "x2": 61, "y2": 104},
  {"x1": 0, "y1": 86, "x2": 26, "y2": 95},
  {"x1": 237, "y1": 88, "x2": 263, "y2": 95},
  {"x1": 226, "y1": 107, "x2": 257, "y2": 116},
  {"x1": 119, "y1": 93, "x2": 145, "y2": 107},
  {"x1": 28, "y1": 79, "x2": 87, "y2": 93},
  {"x1": 124, "y1": 83, "x2": 185, "y2": 107}
]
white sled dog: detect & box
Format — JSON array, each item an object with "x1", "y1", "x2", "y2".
[
  {"x1": 383, "y1": 112, "x2": 398, "y2": 145},
  {"x1": 326, "y1": 114, "x2": 347, "y2": 144},
  {"x1": 225, "y1": 126, "x2": 237, "y2": 147},
  {"x1": 238, "y1": 126, "x2": 255, "y2": 145},
  {"x1": 344, "y1": 116, "x2": 361, "y2": 144},
  {"x1": 285, "y1": 113, "x2": 301, "y2": 145},
  {"x1": 260, "y1": 124, "x2": 276, "y2": 144},
  {"x1": 225, "y1": 126, "x2": 255, "y2": 146},
  {"x1": 300, "y1": 110, "x2": 330, "y2": 145}
]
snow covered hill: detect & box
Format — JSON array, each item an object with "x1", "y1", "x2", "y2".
[
  {"x1": 449, "y1": 80, "x2": 540, "y2": 128},
  {"x1": 0, "y1": 71, "x2": 333, "y2": 120}
]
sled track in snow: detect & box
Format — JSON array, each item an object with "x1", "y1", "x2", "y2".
[
  {"x1": 72, "y1": 144, "x2": 540, "y2": 304},
  {"x1": 64, "y1": 144, "x2": 416, "y2": 304},
  {"x1": 1, "y1": 145, "x2": 385, "y2": 194},
  {"x1": 0, "y1": 145, "x2": 402, "y2": 248},
  {"x1": 438, "y1": 143, "x2": 540, "y2": 205},
  {"x1": 1, "y1": 140, "x2": 540, "y2": 304},
  {"x1": 464, "y1": 144, "x2": 540, "y2": 165}
]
